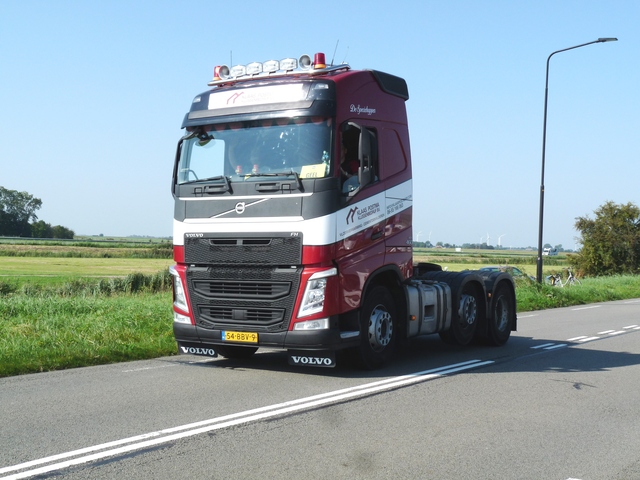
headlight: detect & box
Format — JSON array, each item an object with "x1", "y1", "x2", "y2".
[
  {"x1": 169, "y1": 266, "x2": 189, "y2": 313},
  {"x1": 298, "y1": 268, "x2": 337, "y2": 317}
]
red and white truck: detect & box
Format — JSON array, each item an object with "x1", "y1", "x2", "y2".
[{"x1": 170, "y1": 52, "x2": 516, "y2": 368}]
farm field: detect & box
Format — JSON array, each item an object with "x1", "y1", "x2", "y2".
[
  {"x1": 0, "y1": 257, "x2": 174, "y2": 287},
  {"x1": 0, "y1": 238, "x2": 173, "y2": 287}
]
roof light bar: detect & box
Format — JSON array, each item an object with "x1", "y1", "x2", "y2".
[{"x1": 209, "y1": 52, "x2": 349, "y2": 86}]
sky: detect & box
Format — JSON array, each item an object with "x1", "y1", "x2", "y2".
[{"x1": 1, "y1": 0, "x2": 638, "y2": 249}]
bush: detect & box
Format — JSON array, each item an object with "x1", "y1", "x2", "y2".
[
  {"x1": 0, "y1": 281, "x2": 17, "y2": 295},
  {"x1": 571, "y1": 201, "x2": 640, "y2": 276}
]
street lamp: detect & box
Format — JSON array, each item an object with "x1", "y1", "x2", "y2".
[{"x1": 536, "y1": 37, "x2": 617, "y2": 283}]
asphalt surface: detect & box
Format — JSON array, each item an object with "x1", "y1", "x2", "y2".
[{"x1": 2, "y1": 299, "x2": 640, "y2": 479}]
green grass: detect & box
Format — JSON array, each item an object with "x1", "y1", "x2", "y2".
[
  {"x1": 514, "y1": 275, "x2": 640, "y2": 312},
  {"x1": 0, "y1": 292, "x2": 174, "y2": 377}
]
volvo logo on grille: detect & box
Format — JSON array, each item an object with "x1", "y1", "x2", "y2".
[{"x1": 213, "y1": 198, "x2": 269, "y2": 219}]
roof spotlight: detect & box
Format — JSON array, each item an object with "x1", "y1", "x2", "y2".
[
  {"x1": 280, "y1": 57, "x2": 297, "y2": 71},
  {"x1": 246, "y1": 62, "x2": 262, "y2": 75},
  {"x1": 230, "y1": 65, "x2": 246, "y2": 77},
  {"x1": 263, "y1": 60, "x2": 279, "y2": 74}
]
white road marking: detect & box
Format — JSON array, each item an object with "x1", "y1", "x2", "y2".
[
  {"x1": 121, "y1": 364, "x2": 178, "y2": 373},
  {"x1": 531, "y1": 343, "x2": 556, "y2": 349},
  {"x1": 623, "y1": 325, "x2": 639, "y2": 329},
  {"x1": 122, "y1": 358, "x2": 216, "y2": 372},
  {"x1": 577, "y1": 337, "x2": 600, "y2": 343},
  {"x1": 598, "y1": 330, "x2": 616, "y2": 334},
  {"x1": 544, "y1": 344, "x2": 567, "y2": 350},
  {"x1": 571, "y1": 305, "x2": 601, "y2": 311},
  {"x1": 567, "y1": 336, "x2": 588, "y2": 341},
  {"x1": 0, "y1": 359, "x2": 493, "y2": 479}
]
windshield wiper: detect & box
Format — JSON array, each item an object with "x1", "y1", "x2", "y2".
[
  {"x1": 182, "y1": 175, "x2": 228, "y2": 185},
  {"x1": 249, "y1": 171, "x2": 302, "y2": 191},
  {"x1": 183, "y1": 175, "x2": 231, "y2": 193}
]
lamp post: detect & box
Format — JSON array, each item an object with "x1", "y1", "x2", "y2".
[{"x1": 536, "y1": 37, "x2": 617, "y2": 283}]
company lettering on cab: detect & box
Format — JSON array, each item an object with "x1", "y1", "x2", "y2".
[{"x1": 350, "y1": 104, "x2": 377, "y2": 116}]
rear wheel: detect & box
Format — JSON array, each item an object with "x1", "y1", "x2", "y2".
[
  {"x1": 440, "y1": 283, "x2": 481, "y2": 346},
  {"x1": 486, "y1": 283, "x2": 515, "y2": 346},
  {"x1": 358, "y1": 286, "x2": 397, "y2": 369},
  {"x1": 214, "y1": 345, "x2": 258, "y2": 359}
]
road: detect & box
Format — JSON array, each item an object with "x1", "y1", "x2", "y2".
[{"x1": 2, "y1": 299, "x2": 640, "y2": 479}]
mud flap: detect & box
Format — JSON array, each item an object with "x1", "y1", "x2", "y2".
[
  {"x1": 288, "y1": 350, "x2": 336, "y2": 367},
  {"x1": 177, "y1": 342, "x2": 218, "y2": 357}
]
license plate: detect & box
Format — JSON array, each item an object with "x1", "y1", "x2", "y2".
[{"x1": 222, "y1": 331, "x2": 258, "y2": 343}]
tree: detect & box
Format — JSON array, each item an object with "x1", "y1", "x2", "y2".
[
  {"x1": 571, "y1": 201, "x2": 640, "y2": 276},
  {"x1": 0, "y1": 187, "x2": 42, "y2": 236},
  {"x1": 52, "y1": 225, "x2": 75, "y2": 239},
  {"x1": 31, "y1": 220, "x2": 53, "y2": 238}
]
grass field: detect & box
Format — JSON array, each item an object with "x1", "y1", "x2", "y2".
[{"x1": 0, "y1": 257, "x2": 173, "y2": 287}]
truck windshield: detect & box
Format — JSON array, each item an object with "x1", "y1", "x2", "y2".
[{"x1": 177, "y1": 117, "x2": 333, "y2": 184}]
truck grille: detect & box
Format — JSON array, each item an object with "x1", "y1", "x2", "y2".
[
  {"x1": 197, "y1": 306, "x2": 284, "y2": 327},
  {"x1": 184, "y1": 233, "x2": 302, "y2": 265},
  {"x1": 192, "y1": 280, "x2": 290, "y2": 300},
  {"x1": 186, "y1": 265, "x2": 301, "y2": 332}
]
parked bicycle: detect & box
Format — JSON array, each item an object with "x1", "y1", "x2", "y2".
[
  {"x1": 546, "y1": 269, "x2": 581, "y2": 287},
  {"x1": 565, "y1": 269, "x2": 582, "y2": 286},
  {"x1": 546, "y1": 273, "x2": 564, "y2": 287}
]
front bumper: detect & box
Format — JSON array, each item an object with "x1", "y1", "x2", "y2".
[{"x1": 173, "y1": 316, "x2": 360, "y2": 353}]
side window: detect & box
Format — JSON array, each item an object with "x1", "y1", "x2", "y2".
[{"x1": 340, "y1": 122, "x2": 378, "y2": 195}]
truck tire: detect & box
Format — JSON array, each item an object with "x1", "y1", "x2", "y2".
[
  {"x1": 214, "y1": 345, "x2": 258, "y2": 359},
  {"x1": 486, "y1": 282, "x2": 515, "y2": 346},
  {"x1": 358, "y1": 286, "x2": 397, "y2": 369},
  {"x1": 439, "y1": 283, "x2": 480, "y2": 346}
]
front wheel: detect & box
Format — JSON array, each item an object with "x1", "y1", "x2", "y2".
[{"x1": 358, "y1": 286, "x2": 397, "y2": 369}]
